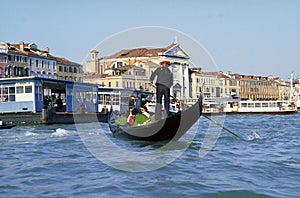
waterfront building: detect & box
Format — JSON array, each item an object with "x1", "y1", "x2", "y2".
[
  {"x1": 0, "y1": 43, "x2": 8, "y2": 78},
  {"x1": 56, "y1": 57, "x2": 83, "y2": 82},
  {"x1": 190, "y1": 69, "x2": 230, "y2": 99},
  {"x1": 224, "y1": 73, "x2": 278, "y2": 100},
  {"x1": 84, "y1": 41, "x2": 191, "y2": 100},
  {"x1": 189, "y1": 69, "x2": 292, "y2": 101},
  {"x1": 0, "y1": 41, "x2": 83, "y2": 82}
]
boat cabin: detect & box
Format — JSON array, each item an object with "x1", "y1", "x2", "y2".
[{"x1": 0, "y1": 77, "x2": 98, "y2": 114}]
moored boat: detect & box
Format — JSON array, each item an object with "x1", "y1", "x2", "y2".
[
  {"x1": 0, "y1": 124, "x2": 15, "y2": 129},
  {"x1": 108, "y1": 95, "x2": 203, "y2": 142},
  {"x1": 0, "y1": 121, "x2": 16, "y2": 129}
]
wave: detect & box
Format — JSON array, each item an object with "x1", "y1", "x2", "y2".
[
  {"x1": 243, "y1": 131, "x2": 261, "y2": 141},
  {"x1": 24, "y1": 131, "x2": 39, "y2": 136},
  {"x1": 51, "y1": 128, "x2": 70, "y2": 137}
]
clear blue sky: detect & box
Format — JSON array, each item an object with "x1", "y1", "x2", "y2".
[{"x1": 1, "y1": 0, "x2": 299, "y2": 80}]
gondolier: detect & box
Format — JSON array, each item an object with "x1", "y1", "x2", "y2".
[{"x1": 149, "y1": 60, "x2": 173, "y2": 120}]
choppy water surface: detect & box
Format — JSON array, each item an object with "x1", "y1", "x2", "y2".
[{"x1": 1, "y1": 114, "x2": 299, "y2": 197}]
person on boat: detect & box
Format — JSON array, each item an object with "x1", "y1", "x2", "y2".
[
  {"x1": 149, "y1": 60, "x2": 173, "y2": 120},
  {"x1": 128, "y1": 96, "x2": 135, "y2": 109},
  {"x1": 136, "y1": 105, "x2": 151, "y2": 126},
  {"x1": 101, "y1": 105, "x2": 109, "y2": 114},
  {"x1": 127, "y1": 108, "x2": 139, "y2": 126},
  {"x1": 140, "y1": 105, "x2": 150, "y2": 119},
  {"x1": 55, "y1": 95, "x2": 63, "y2": 112}
]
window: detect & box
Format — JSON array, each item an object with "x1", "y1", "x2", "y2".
[
  {"x1": 25, "y1": 86, "x2": 32, "y2": 93},
  {"x1": 69, "y1": 67, "x2": 73, "y2": 72},
  {"x1": 9, "y1": 87, "x2": 15, "y2": 101},
  {"x1": 9, "y1": 87, "x2": 15, "y2": 94},
  {"x1": 36, "y1": 60, "x2": 39, "y2": 67},
  {"x1": 59, "y1": 66, "x2": 63, "y2": 72},
  {"x1": 255, "y1": 103, "x2": 261, "y2": 108},
  {"x1": 241, "y1": 103, "x2": 247, "y2": 108},
  {"x1": 17, "y1": 86, "x2": 24, "y2": 94},
  {"x1": 64, "y1": 67, "x2": 67, "y2": 72},
  {"x1": 248, "y1": 103, "x2": 254, "y2": 108},
  {"x1": 74, "y1": 68, "x2": 77, "y2": 73},
  {"x1": 0, "y1": 86, "x2": 16, "y2": 102},
  {"x1": 117, "y1": 62, "x2": 123, "y2": 67}
]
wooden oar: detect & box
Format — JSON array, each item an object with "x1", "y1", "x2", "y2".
[{"x1": 202, "y1": 114, "x2": 240, "y2": 138}]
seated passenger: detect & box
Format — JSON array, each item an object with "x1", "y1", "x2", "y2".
[
  {"x1": 127, "y1": 108, "x2": 139, "y2": 126},
  {"x1": 135, "y1": 105, "x2": 151, "y2": 126},
  {"x1": 140, "y1": 105, "x2": 150, "y2": 119}
]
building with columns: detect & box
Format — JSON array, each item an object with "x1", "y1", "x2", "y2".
[{"x1": 84, "y1": 41, "x2": 192, "y2": 100}]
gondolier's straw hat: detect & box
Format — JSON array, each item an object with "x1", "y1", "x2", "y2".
[{"x1": 160, "y1": 60, "x2": 171, "y2": 65}]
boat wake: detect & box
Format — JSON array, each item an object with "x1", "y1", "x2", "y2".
[
  {"x1": 243, "y1": 131, "x2": 261, "y2": 141},
  {"x1": 24, "y1": 131, "x2": 39, "y2": 136},
  {"x1": 51, "y1": 128, "x2": 70, "y2": 137}
]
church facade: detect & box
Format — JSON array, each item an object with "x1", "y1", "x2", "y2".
[{"x1": 84, "y1": 41, "x2": 192, "y2": 100}]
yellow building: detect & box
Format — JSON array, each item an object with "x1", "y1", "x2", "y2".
[
  {"x1": 189, "y1": 70, "x2": 291, "y2": 100},
  {"x1": 56, "y1": 57, "x2": 83, "y2": 82}
]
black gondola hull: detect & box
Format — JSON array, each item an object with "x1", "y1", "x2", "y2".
[{"x1": 109, "y1": 96, "x2": 202, "y2": 142}]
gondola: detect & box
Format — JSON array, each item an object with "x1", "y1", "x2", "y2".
[{"x1": 108, "y1": 95, "x2": 203, "y2": 142}]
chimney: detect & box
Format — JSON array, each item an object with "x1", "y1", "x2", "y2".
[
  {"x1": 45, "y1": 47, "x2": 50, "y2": 53},
  {"x1": 19, "y1": 41, "x2": 24, "y2": 51}
]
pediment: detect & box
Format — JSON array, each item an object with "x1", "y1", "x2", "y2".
[{"x1": 163, "y1": 44, "x2": 190, "y2": 59}]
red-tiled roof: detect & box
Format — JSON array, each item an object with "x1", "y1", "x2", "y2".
[
  {"x1": 5, "y1": 41, "x2": 80, "y2": 65},
  {"x1": 56, "y1": 57, "x2": 80, "y2": 65},
  {"x1": 101, "y1": 47, "x2": 167, "y2": 59},
  {"x1": 100, "y1": 43, "x2": 179, "y2": 60}
]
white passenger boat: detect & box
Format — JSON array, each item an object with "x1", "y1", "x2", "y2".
[{"x1": 223, "y1": 100, "x2": 297, "y2": 114}]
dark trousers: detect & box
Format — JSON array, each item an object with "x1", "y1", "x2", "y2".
[{"x1": 155, "y1": 84, "x2": 170, "y2": 120}]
